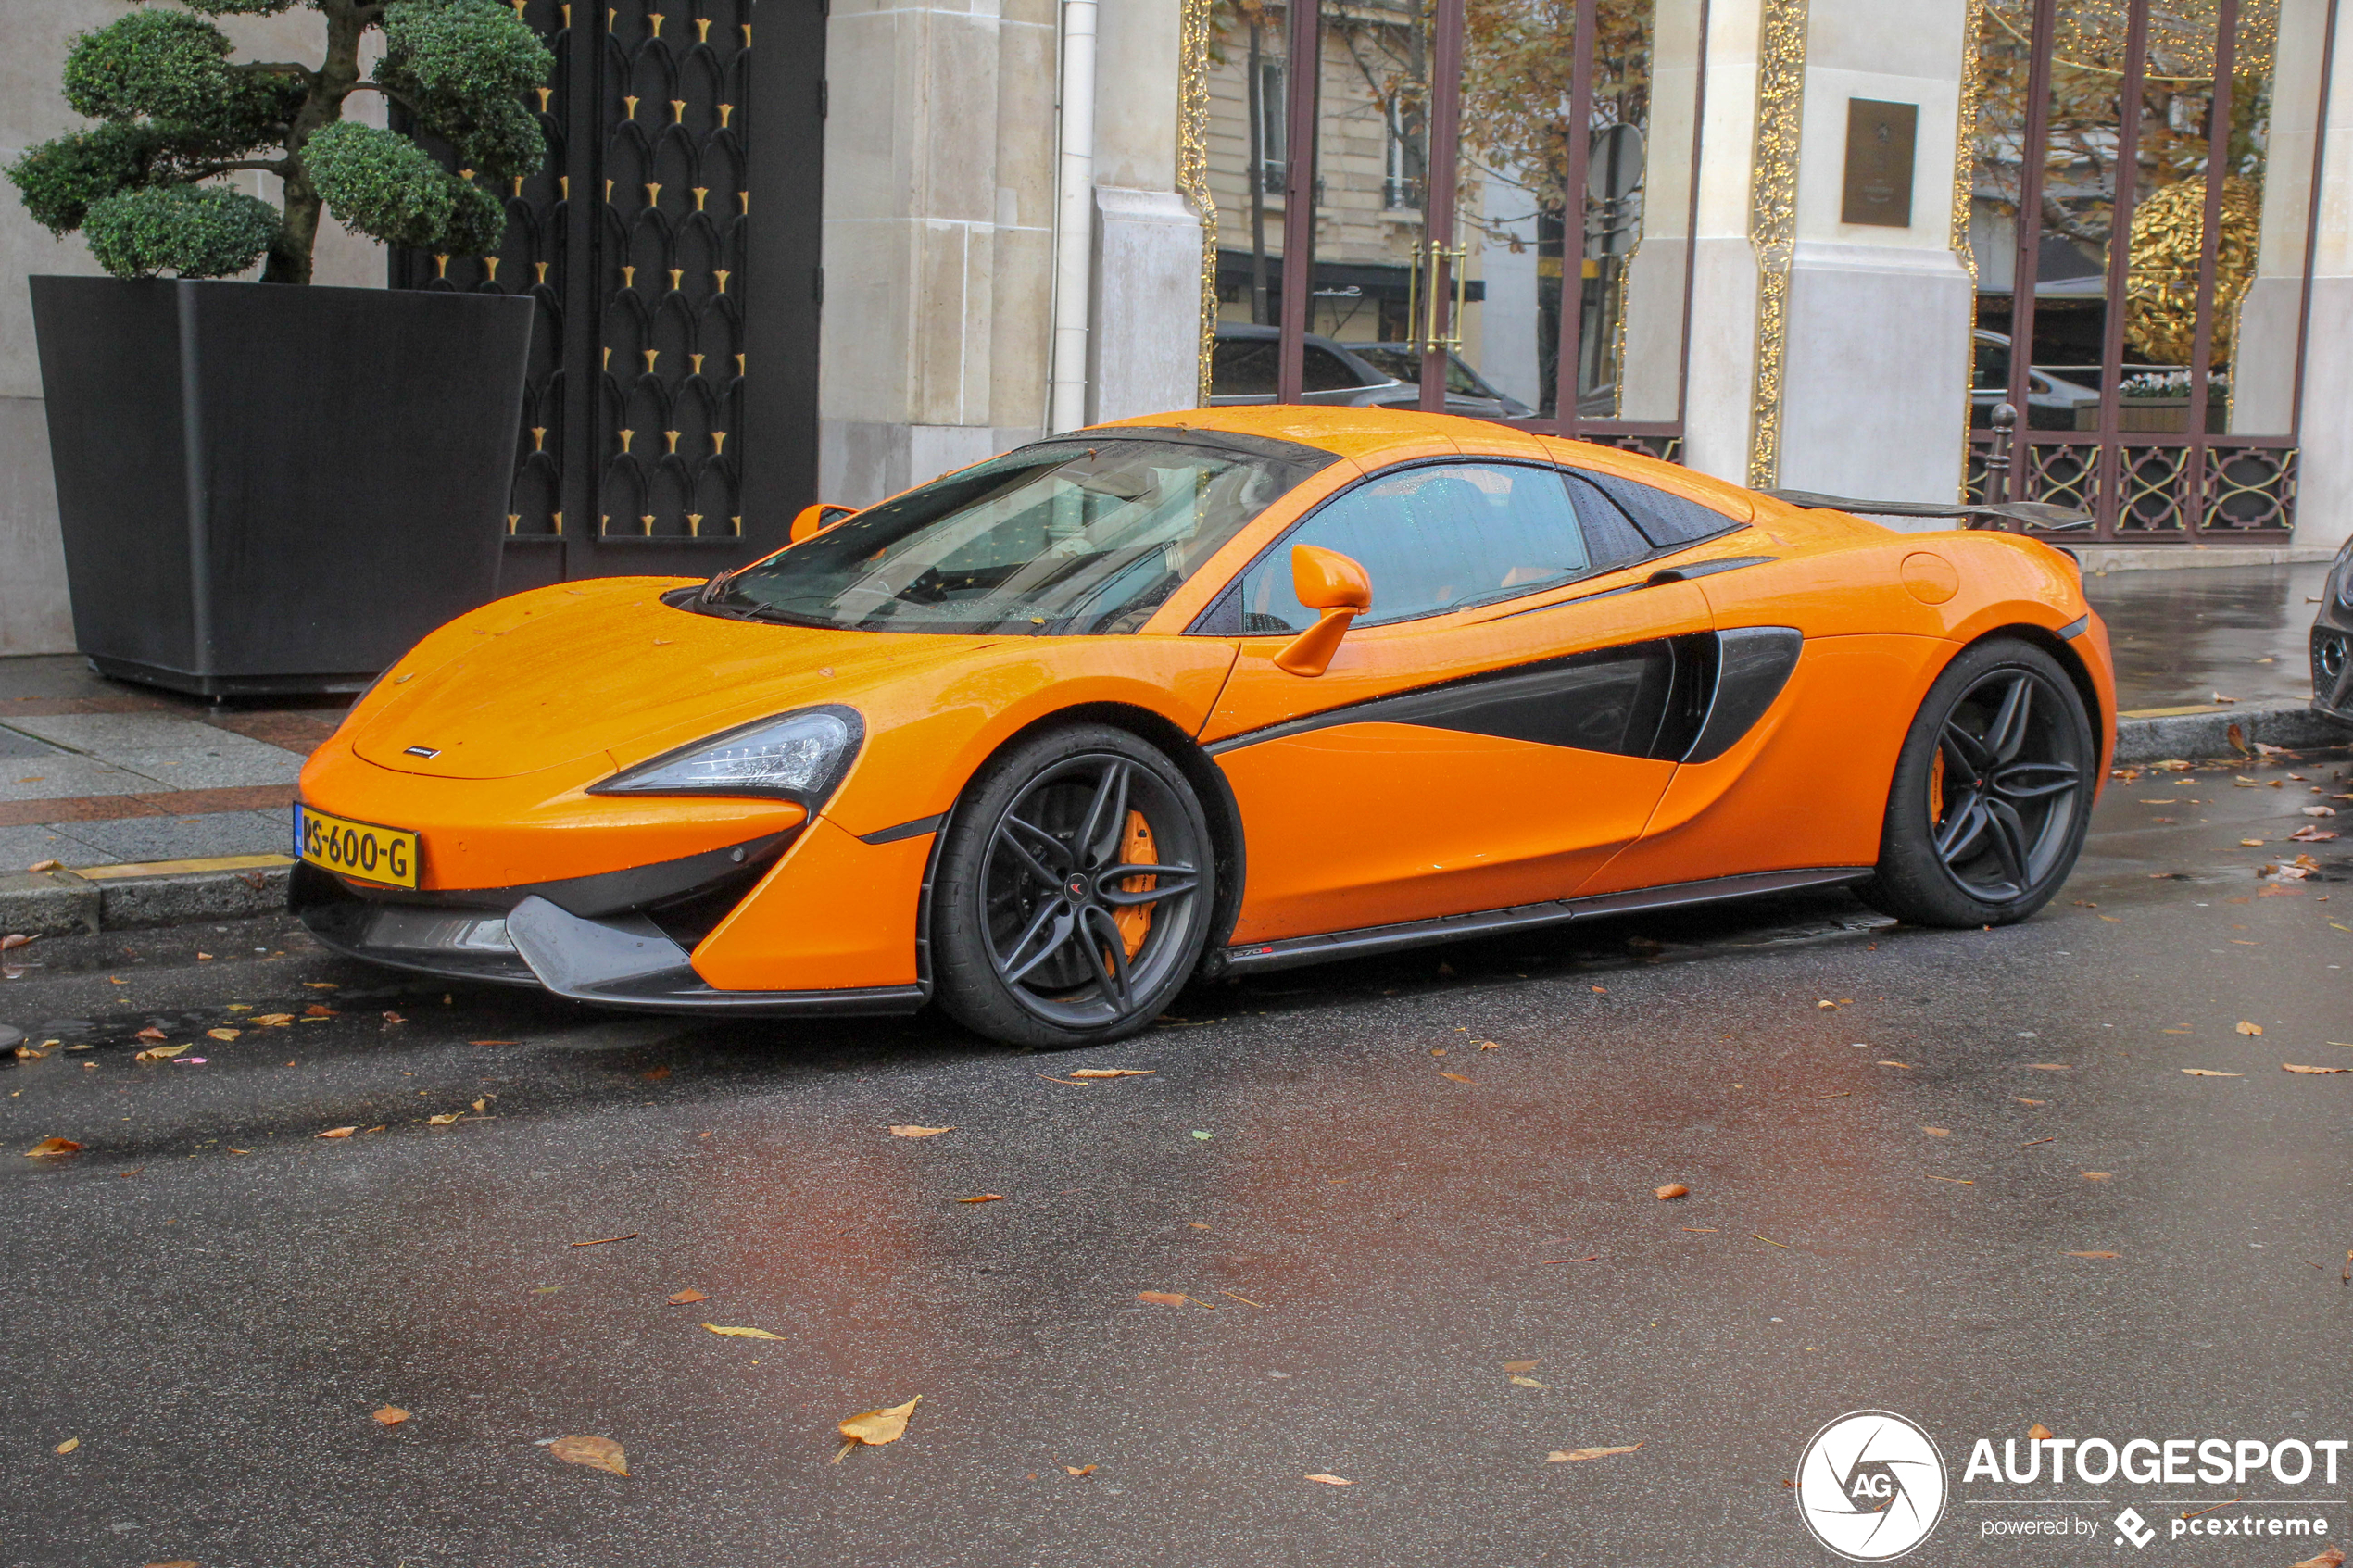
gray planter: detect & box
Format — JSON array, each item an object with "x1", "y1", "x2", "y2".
[{"x1": 29, "y1": 275, "x2": 533, "y2": 696}]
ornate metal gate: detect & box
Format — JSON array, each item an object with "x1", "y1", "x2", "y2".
[{"x1": 392, "y1": 0, "x2": 824, "y2": 587}]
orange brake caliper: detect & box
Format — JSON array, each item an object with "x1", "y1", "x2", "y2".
[
  {"x1": 1928, "y1": 745, "x2": 1946, "y2": 827},
  {"x1": 1113, "y1": 809, "x2": 1158, "y2": 959}
]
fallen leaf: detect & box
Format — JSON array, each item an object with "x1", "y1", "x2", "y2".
[
  {"x1": 2290, "y1": 825, "x2": 2339, "y2": 842},
  {"x1": 1503, "y1": 1360, "x2": 1540, "y2": 1373},
  {"x1": 1438, "y1": 1072, "x2": 1478, "y2": 1084},
  {"x1": 0, "y1": 933, "x2": 33, "y2": 951},
  {"x1": 1303, "y1": 1473, "x2": 1353, "y2": 1485},
  {"x1": 641, "y1": 1065, "x2": 671, "y2": 1081},
  {"x1": 1878, "y1": 1060, "x2": 1918, "y2": 1068},
  {"x1": 26, "y1": 1138, "x2": 82, "y2": 1157},
  {"x1": 134, "y1": 1026, "x2": 167, "y2": 1043},
  {"x1": 1064, "y1": 1464, "x2": 1096, "y2": 1476},
  {"x1": 2015, "y1": 1097, "x2": 2047, "y2": 1106},
  {"x1": 956, "y1": 1193, "x2": 1005, "y2": 1203},
  {"x1": 2287, "y1": 1546, "x2": 2345, "y2": 1568},
  {"x1": 2241, "y1": 838, "x2": 2267, "y2": 847},
  {"x1": 2213, "y1": 692, "x2": 2238, "y2": 704},
  {"x1": 2082, "y1": 1171, "x2": 2113, "y2": 1181},
  {"x1": 1221, "y1": 1289, "x2": 1265, "y2": 1307},
  {"x1": 426, "y1": 1111, "x2": 464, "y2": 1125},
  {"x1": 667, "y1": 1288, "x2": 709, "y2": 1304},
  {"x1": 1752, "y1": 1234, "x2": 1791, "y2": 1248},
  {"x1": 303, "y1": 981, "x2": 339, "y2": 988},
  {"x1": 382, "y1": 1011, "x2": 405, "y2": 1024},
  {"x1": 468, "y1": 1040, "x2": 518, "y2": 1047},
  {"x1": 888, "y1": 1125, "x2": 954, "y2": 1138},
  {"x1": 26, "y1": 859, "x2": 60, "y2": 872},
  {"x1": 2182, "y1": 1069, "x2": 2245, "y2": 1077},
  {"x1": 702, "y1": 1323, "x2": 782, "y2": 1339},
  {"x1": 303, "y1": 1004, "x2": 336, "y2": 1017},
  {"x1": 373, "y1": 1406, "x2": 410, "y2": 1427},
  {"x1": 1136, "y1": 1291, "x2": 1189, "y2": 1306},
  {"x1": 2283, "y1": 1063, "x2": 2349, "y2": 1074},
  {"x1": 548, "y1": 1434, "x2": 629, "y2": 1475},
  {"x1": 2028, "y1": 1063, "x2": 2070, "y2": 1071},
  {"x1": 1551, "y1": 1442, "x2": 1645, "y2": 1461},
  {"x1": 569, "y1": 1233, "x2": 638, "y2": 1247},
  {"x1": 1816, "y1": 999, "x2": 1836, "y2": 1010},
  {"x1": 1067, "y1": 1068, "x2": 1154, "y2": 1078},
  {"x1": 2303, "y1": 806, "x2": 2339, "y2": 817},
  {"x1": 2028, "y1": 1423, "x2": 2055, "y2": 1441},
  {"x1": 1923, "y1": 1174, "x2": 1976, "y2": 1185},
  {"x1": 838, "y1": 1395, "x2": 922, "y2": 1447},
  {"x1": 1654, "y1": 1184, "x2": 1689, "y2": 1200},
  {"x1": 254, "y1": 1013, "x2": 294, "y2": 1026},
  {"x1": 1920, "y1": 1126, "x2": 1951, "y2": 1136},
  {"x1": 1510, "y1": 1375, "x2": 1547, "y2": 1388},
  {"x1": 1191, "y1": 1130, "x2": 1213, "y2": 1140},
  {"x1": 134, "y1": 1044, "x2": 189, "y2": 1062},
  {"x1": 315, "y1": 1126, "x2": 357, "y2": 1138},
  {"x1": 2227, "y1": 721, "x2": 2250, "y2": 753},
  {"x1": 206, "y1": 1028, "x2": 239, "y2": 1042},
  {"x1": 2237, "y1": 1021, "x2": 2265, "y2": 1035},
  {"x1": 2066, "y1": 1250, "x2": 2120, "y2": 1259}
]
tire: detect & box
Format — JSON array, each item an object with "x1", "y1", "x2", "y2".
[
  {"x1": 1856, "y1": 636, "x2": 2096, "y2": 928},
  {"x1": 931, "y1": 723, "x2": 1216, "y2": 1047}
]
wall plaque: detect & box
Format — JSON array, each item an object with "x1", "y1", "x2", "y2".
[{"x1": 1841, "y1": 99, "x2": 1918, "y2": 228}]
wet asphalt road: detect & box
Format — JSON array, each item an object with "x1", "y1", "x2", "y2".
[{"x1": 3, "y1": 752, "x2": 2350, "y2": 1568}]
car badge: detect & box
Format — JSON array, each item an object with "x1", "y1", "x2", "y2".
[{"x1": 404, "y1": 746, "x2": 442, "y2": 759}]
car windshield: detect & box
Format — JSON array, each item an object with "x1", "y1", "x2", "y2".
[
  {"x1": 701, "y1": 437, "x2": 1315, "y2": 635},
  {"x1": 1349, "y1": 345, "x2": 1484, "y2": 398}
]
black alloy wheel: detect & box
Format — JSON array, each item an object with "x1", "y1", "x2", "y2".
[
  {"x1": 1859, "y1": 637, "x2": 2096, "y2": 928},
  {"x1": 932, "y1": 724, "x2": 1214, "y2": 1047}
]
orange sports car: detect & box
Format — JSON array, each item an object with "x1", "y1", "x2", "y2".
[{"x1": 292, "y1": 408, "x2": 2113, "y2": 1046}]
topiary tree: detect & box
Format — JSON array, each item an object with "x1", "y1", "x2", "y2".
[{"x1": 7, "y1": 0, "x2": 552, "y2": 284}]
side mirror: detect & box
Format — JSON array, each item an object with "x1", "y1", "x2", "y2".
[
  {"x1": 790, "y1": 501, "x2": 857, "y2": 543},
  {"x1": 1273, "y1": 544, "x2": 1373, "y2": 677}
]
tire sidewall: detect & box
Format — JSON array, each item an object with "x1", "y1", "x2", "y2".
[
  {"x1": 1862, "y1": 638, "x2": 2097, "y2": 927},
  {"x1": 930, "y1": 723, "x2": 1215, "y2": 1047}
]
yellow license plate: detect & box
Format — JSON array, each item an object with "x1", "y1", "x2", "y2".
[{"x1": 296, "y1": 803, "x2": 421, "y2": 889}]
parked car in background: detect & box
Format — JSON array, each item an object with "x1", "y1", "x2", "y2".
[
  {"x1": 1971, "y1": 330, "x2": 2104, "y2": 429},
  {"x1": 1340, "y1": 343, "x2": 1536, "y2": 420},
  {"x1": 2314, "y1": 536, "x2": 2353, "y2": 722},
  {"x1": 1209, "y1": 325, "x2": 1408, "y2": 408}
]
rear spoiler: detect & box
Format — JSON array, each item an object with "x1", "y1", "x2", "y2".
[{"x1": 1762, "y1": 399, "x2": 2093, "y2": 533}]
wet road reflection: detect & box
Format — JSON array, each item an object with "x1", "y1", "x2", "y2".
[{"x1": 2086, "y1": 560, "x2": 2331, "y2": 709}]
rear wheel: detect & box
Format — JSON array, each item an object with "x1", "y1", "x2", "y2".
[
  {"x1": 1858, "y1": 637, "x2": 2095, "y2": 928},
  {"x1": 931, "y1": 724, "x2": 1214, "y2": 1047}
]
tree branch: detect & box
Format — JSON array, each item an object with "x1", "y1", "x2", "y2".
[{"x1": 2042, "y1": 194, "x2": 2112, "y2": 249}]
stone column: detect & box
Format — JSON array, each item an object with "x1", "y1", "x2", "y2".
[
  {"x1": 1089, "y1": 0, "x2": 1202, "y2": 423},
  {"x1": 1681, "y1": 0, "x2": 1975, "y2": 513}
]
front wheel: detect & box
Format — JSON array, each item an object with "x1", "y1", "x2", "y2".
[
  {"x1": 1857, "y1": 637, "x2": 2097, "y2": 928},
  {"x1": 930, "y1": 724, "x2": 1215, "y2": 1047}
]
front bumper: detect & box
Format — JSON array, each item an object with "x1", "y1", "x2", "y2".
[{"x1": 291, "y1": 834, "x2": 928, "y2": 1017}]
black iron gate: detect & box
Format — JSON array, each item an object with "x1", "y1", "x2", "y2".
[{"x1": 392, "y1": 0, "x2": 824, "y2": 588}]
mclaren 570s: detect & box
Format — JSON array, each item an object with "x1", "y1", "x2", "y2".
[{"x1": 293, "y1": 407, "x2": 2114, "y2": 1046}]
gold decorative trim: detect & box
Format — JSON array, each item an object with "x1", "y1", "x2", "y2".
[
  {"x1": 1178, "y1": 0, "x2": 1217, "y2": 407},
  {"x1": 1953, "y1": 0, "x2": 1986, "y2": 498},
  {"x1": 1745, "y1": 0, "x2": 1809, "y2": 491}
]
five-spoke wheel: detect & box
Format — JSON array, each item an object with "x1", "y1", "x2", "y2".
[
  {"x1": 933, "y1": 725, "x2": 1215, "y2": 1046},
  {"x1": 1861, "y1": 638, "x2": 2096, "y2": 927}
]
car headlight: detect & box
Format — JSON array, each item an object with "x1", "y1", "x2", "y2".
[
  {"x1": 2337, "y1": 539, "x2": 2353, "y2": 608},
  {"x1": 589, "y1": 706, "x2": 863, "y2": 806}
]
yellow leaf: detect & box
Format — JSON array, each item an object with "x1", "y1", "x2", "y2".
[
  {"x1": 1136, "y1": 1290, "x2": 1189, "y2": 1306},
  {"x1": 207, "y1": 1028, "x2": 240, "y2": 1042},
  {"x1": 2283, "y1": 1063, "x2": 2348, "y2": 1074},
  {"x1": 2028, "y1": 1423, "x2": 2054, "y2": 1441},
  {"x1": 134, "y1": 1026, "x2": 168, "y2": 1043},
  {"x1": 2082, "y1": 1171, "x2": 2113, "y2": 1181},
  {"x1": 2236, "y1": 1021, "x2": 2264, "y2": 1035},
  {"x1": 956, "y1": 1193, "x2": 1005, "y2": 1203},
  {"x1": 888, "y1": 1125, "x2": 954, "y2": 1137},
  {"x1": 426, "y1": 1111, "x2": 464, "y2": 1125},
  {"x1": 1064, "y1": 1463, "x2": 1096, "y2": 1476},
  {"x1": 373, "y1": 1406, "x2": 410, "y2": 1426},
  {"x1": 254, "y1": 1013, "x2": 295, "y2": 1026},
  {"x1": 25, "y1": 1138, "x2": 82, "y2": 1158},
  {"x1": 1303, "y1": 1473, "x2": 1353, "y2": 1485},
  {"x1": 1654, "y1": 1184, "x2": 1689, "y2": 1200},
  {"x1": 701, "y1": 1323, "x2": 782, "y2": 1340},
  {"x1": 1551, "y1": 1442, "x2": 1645, "y2": 1461},
  {"x1": 54, "y1": 1437, "x2": 78, "y2": 1454},
  {"x1": 1067, "y1": 1068, "x2": 1154, "y2": 1078},
  {"x1": 1502, "y1": 1360, "x2": 1539, "y2": 1373},
  {"x1": 837, "y1": 1395, "x2": 922, "y2": 1447},
  {"x1": 1510, "y1": 1375, "x2": 1547, "y2": 1388},
  {"x1": 2180, "y1": 1069, "x2": 2244, "y2": 1077},
  {"x1": 1920, "y1": 1126, "x2": 1951, "y2": 1136},
  {"x1": 667, "y1": 1288, "x2": 708, "y2": 1304},
  {"x1": 315, "y1": 1126, "x2": 358, "y2": 1139},
  {"x1": 134, "y1": 1044, "x2": 189, "y2": 1062},
  {"x1": 548, "y1": 1434, "x2": 629, "y2": 1475},
  {"x1": 2066, "y1": 1250, "x2": 2120, "y2": 1259}
]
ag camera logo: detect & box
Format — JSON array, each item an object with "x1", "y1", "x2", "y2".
[{"x1": 1796, "y1": 1410, "x2": 1949, "y2": 1561}]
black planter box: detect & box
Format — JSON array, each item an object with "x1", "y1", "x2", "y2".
[{"x1": 29, "y1": 276, "x2": 534, "y2": 697}]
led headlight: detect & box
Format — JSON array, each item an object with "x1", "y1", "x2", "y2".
[
  {"x1": 2337, "y1": 538, "x2": 2353, "y2": 608},
  {"x1": 589, "y1": 705, "x2": 863, "y2": 806}
]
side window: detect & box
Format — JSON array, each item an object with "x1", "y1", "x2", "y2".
[
  {"x1": 1301, "y1": 345, "x2": 1365, "y2": 393},
  {"x1": 1212, "y1": 337, "x2": 1278, "y2": 396},
  {"x1": 1570, "y1": 469, "x2": 1743, "y2": 550},
  {"x1": 1238, "y1": 463, "x2": 1592, "y2": 633}
]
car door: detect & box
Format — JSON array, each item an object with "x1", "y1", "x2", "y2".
[{"x1": 1196, "y1": 458, "x2": 1716, "y2": 947}]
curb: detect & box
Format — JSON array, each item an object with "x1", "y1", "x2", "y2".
[
  {"x1": 3, "y1": 705, "x2": 2349, "y2": 939},
  {"x1": 2111, "y1": 699, "x2": 2352, "y2": 765},
  {"x1": 1, "y1": 854, "x2": 293, "y2": 939}
]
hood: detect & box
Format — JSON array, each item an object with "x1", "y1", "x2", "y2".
[{"x1": 350, "y1": 582, "x2": 996, "y2": 780}]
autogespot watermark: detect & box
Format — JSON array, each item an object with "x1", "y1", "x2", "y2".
[{"x1": 1795, "y1": 1413, "x2": 2347, "y2": 1558}]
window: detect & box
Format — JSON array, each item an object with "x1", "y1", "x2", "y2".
[
  {"x1": 1567, "y1": 470, "x2": 1742, "y2": 550},
  {"x1": 707, "y1": 438, "x2": 1321, "y2": 635},
  {"x1": 1213, "y1": 336, "x2": 1279, "y2": 396},
  {"x1": 1235, "y1": 463, "x2": 1597, "y2": 632},
  {"x1": 1301, "y1": 345, "x2": 1368, "y2": 394},
  {"x1": 1255, "y1": 57, "x2": 1287, "y2": 195}
]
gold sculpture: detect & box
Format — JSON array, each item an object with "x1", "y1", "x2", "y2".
[{"x1": 2123, "y1": 175, "x2": 2259, "y2": 367}]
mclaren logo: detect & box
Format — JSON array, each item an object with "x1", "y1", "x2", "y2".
[{"x1": 1795, "y1": 1410, "x2": 1949, "y2": 1561}]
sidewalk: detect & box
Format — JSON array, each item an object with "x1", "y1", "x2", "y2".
[
  {"x1": 0, "y1": 558, "x2": 2341, "y2": 878},
  {"x1": 0, "y1": 655, "x2": 344, "y2": 872}
]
